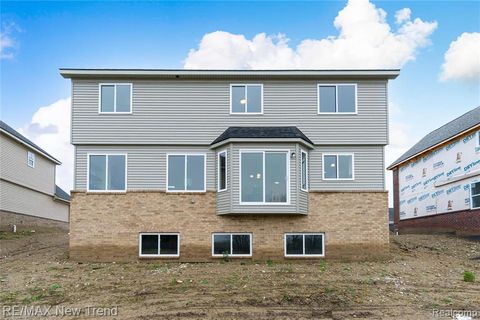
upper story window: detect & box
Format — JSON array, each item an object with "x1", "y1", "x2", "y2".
[
  {"x1": 230, "y1": 84, "x2": 263, "y2": 114},
  {"x1": 88, "y1": 154, "x2": 126, "y2": 191},
  {"x1": 240, "y1": 150, "x2": 289, "y2": 204},
  {"x1": 167, "y1": 154, "x2": 206, "y2": 192},
  {"x1": 471, "y1": 182, "x2": 480, "y2": 209},
  {"x1": 301, "y1": 150, "x2": 308, "y2": 191},
  {"x1": 27, "y1": 151, "x2": 35, "y2": 168},
  {"x1": 99, "y1": 83, "x2": 132, "y2": 113},
  {"x1": 323, "y1": 153, "x2": 354, "y2": 180},
  {"x1": 318, "y1": 84, "x2": 357, "y2": 114},
  {"x1": 218, "y1": 150, "x2": 227, "y2": 192}
]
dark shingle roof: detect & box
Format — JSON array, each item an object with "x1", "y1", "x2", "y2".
[
  {"x1": 211, "y1": 126, "x2": 314, "y2": 146},
  {"x1": 388, "y1": 106, "x2": 480, "y2": 169},
  {"x1": 55, "y1": 185, "x2": 70, "y2": 202},
  {"x1": 0, "y1": 120, "x2": 61, "y2": 164}
]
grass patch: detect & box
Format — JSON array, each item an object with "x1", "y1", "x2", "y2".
[
  {"x1": 0, "y1": 230, "x2": 34, "y2": 240},
  {"x1": 463, "y1": 271, "x2": 475, "y2": 283}
]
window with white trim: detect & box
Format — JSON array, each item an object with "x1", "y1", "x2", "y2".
[
  {"x1": 99, "y1": 83, "x2": 132, "y2": 113},
  {"x1": 318, "y1": 84, "x2": 356, "y2": 113},
  {"x1": 167, "y1": 154, "x2": 205, "y2": 192},
  {"x1": 240, "y1": 150, "x2": 288, "y2": 204},
  {"x1": 471, "y1": 182, "x2": 480, "y2": 209},
  {"x1": 323, "y1": 154, "x2": 354, "y2": 180},
  {"x1": 230, "y1": 84, "x2": 263, "y2": 114},
  {"x1": 218, "y1": 150, "x2": 227, "y2": 191},
  {"x1": 139, "y1": 233, "x2": 180, "y2": 257},
  {"x1": 27, "y1": 151, "x2": 35, "y2": 168},
  {"x1": 301, "y1": 150, "x2": 308, "y2": 191},
  {"x1": 88, "y1": 154, "x2": 126, "y2": 191},
  {"x1": 284, "y1": 233, "x2": 324, "y2": 257},
  {"x1": 212, "y1": 233, "x2": 252, "y2": 257}
]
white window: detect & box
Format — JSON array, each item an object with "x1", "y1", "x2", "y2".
[
  {"x1": 99, "y1": 83, "x2": 132, "y2": 113},
  {"x1": 212, "y1": 233, "x2": 252, "y2": 257},
  {"x1": 240, "y1": 150, "x2": 289, "y2": 204},
  {"x1": 167, "y1": 154, "x2": 206, "y2": 192},
  {"x1": 318, "y1": 84, "x2": 357, "y2": 114},
  {"x1": 322, "y1": 154, "x2": 354, "y2": 180},
  {"x1": 284, "y1": 233, "x2": 325, "y2": 257},
  {"x1": 301, "y1": 150, "x2": 308, "y2": 191},
  {"x1": 139, "y1": 233, "x2": 180, "y2": 257},
  {"x1": 218, "y1": 150, "x2": 227, "y2": 192},
  {"x1": 230, "y1": 84, "x2": 263, "y2": 114},
  {"x1": 27, "y1": 151, "x2": 35, "y2": 168},
  {"x1": 88, "y1": 154, "x2": 126, "y2": 191},
  {"x1": 471, "y1": 182, "x2": 480, "y2": 209}
]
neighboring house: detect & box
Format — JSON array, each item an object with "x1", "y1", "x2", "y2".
[
  {"x1": 61, "y1": 68, "x2": 399, "y2": 261},
  {"x1": 0, "y1": 121, "x2": 70, "y2": 230},
  {"x1": 388, "y1": 106, "x2": 480, "y2": 236}
]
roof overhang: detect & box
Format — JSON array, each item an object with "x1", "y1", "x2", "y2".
[
  {"x1": 60, "y1": 68, "x2": 400, "y2": 80},
  {"x1": 210, "y1": 137, "x2": 315, "y2": 150}
]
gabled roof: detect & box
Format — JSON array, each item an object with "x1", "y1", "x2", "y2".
[
  {"x1": 211, "y1": 126, "x2": 314, "y2": 148},
  {"x1": 0, "y1": 121, "x2": 61, "y2": 164},
  {"x1": 388, "y1": 106, "x2": 480, "y2": 169},
  {"x1": 54, "y1": 185, "x2": 70, "y2": 202}
]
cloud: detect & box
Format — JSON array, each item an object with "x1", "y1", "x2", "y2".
[
  {"x1": 440, "y1": 32, "x2": 480, "y2": 82},
  {"x1": 18, "y1": 98, "x2": 73, "y2": 193},
  {"x1": 0, "y1": 22, "x2": 19, "y2": 59},
  {"x1": 184, "y1": 0, "x2": 437, "y2": 69}
]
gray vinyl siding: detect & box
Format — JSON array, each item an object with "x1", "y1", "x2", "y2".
[
  {"x1": 0, "y1": 133, "x2": 55, "y2": 195},
  {"x1": 0, "y1": 180, "x2": 69, "y2": 222},
  {"x1": 71, "y1": 80, "x2": 388, "y2": 145}
]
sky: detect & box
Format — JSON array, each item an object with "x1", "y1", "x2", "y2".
[{"x1": 1, "y1": 0, "x2": 479, "y2": 205}]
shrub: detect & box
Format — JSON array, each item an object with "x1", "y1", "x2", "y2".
[
  {"x1": 463, "y1": 271, "x2": 475, "y2": 282},
  {"x1": 266, "y1": 260, "x2": 273, "y2": 267}
]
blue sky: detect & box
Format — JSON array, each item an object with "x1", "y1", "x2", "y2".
[{"x1": 1, "y1": 0, "x2": 479, "y2": 196}]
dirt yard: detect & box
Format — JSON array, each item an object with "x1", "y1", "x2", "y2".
[{"x1": 0, "y1": 228, "x2": 479, "y2": 319}]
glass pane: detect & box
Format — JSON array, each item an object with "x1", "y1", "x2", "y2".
[
  {"x1": 286, "y1": 235, "x2": 303, "y2": 255},
  {"x1": 186, "y1": 155, "x2": 204, "y2": 191},
  {"x1": 472, "y1": 182, "x2": 480, "y2": 196},
  {"x1": 231, "y1": 86, "x2": 246, "y2": 113},
  {"x1": 301, "y1": 152, "x2": 307, "y2": 190},
  {"x1": 338, "y1": 155, "x2": 353, "y2": 179},
  {"x1": 116, "y1": 84, "x2": 131, "y2": 112},
  {"x1": 472, "y1": 195, "x2": 480, "y2": 209},
  {"x1": 160, "y1": 235, "x2": 178, "y2": 255},
  {"x1": 141, "y1": 234, "x2": 158, "y2": 255},
  {"x1": 241, "y1": 153, "x2": 263, "y2": 202},
  {"x1": 101, "y1": 85, "x2": 115, "y2": 112},
  {"x1": 319, "y1": 86, "x2": 336, "y2": 113},
  {"x1": 89, "y1": 155, "x2": 106, "y2": 190},
  {"x1": 219, "y1": 152, "x2": 226, "y2": 190},
  {"x1": 246, "y1": 85, "x2": 262, "y2": 113},
  {"x1": 337, "y1": 85, "x2": 356, "y2": 113},
  {"x1": 168, "y1": 155, "x2": 185, "y2": 191},
  {"x1": 107, "y1": 155, "x2": 126, "y2": 190},
  {"x1": 305, "y1": 235, "x2": 323, "y2": 255},
  {"x1": 265, "y1": 152, "x2": 287, "y2": 203},
  {"x1": 213, "y1": 234, "x2": 231, "y2": 255},
  {"x1": 232, "y1": 235, "x2": 250, "y2": 255},
  {"x1": 324, "y1": 155, "x2": 337, "y2": 179}
]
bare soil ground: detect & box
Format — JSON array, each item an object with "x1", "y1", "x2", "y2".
[{"x1": 0, "y1": 228, "x2": 479, "y2": 319}]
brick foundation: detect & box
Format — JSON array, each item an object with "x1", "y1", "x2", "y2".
[
  {"x1": 69, "y1": 191, "x2": 389, "y2": 262},
  {"x1": 0, "y1": 210, "x2": 69, "y2": 231}
]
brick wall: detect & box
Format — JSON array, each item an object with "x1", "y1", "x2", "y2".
[
  {"x1": 69, "y1": 191, "x2": 389, "y2": 262},
  {"x1": 0, "y1": 210, "x2": 69, "y2": 231}
]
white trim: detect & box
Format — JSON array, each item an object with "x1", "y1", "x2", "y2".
[
  {"x1": 98, "y1": 83, "x2": 133, "y2": 114},
  {"x1": 229, "y1": 84, "x2": 264, "y2": 115},
  {"x1": 284, "y1": 233, "x2": 325, "y2": 258},
  {"x1": 317, "y1": 83, "x2": 357, "y2": 114},
  {"x1": 211, "y1": 233, "x2": 252, "y2": 257},
  {"x1": 166, "y1": 153, "x2": 207, "y2": 193},
  {"x1": 471, "y1": 181, "x2": 480, "y2": 210},
  {"x1": 138, "y1": 232, "x2": 180, "y2": 258},
  {"x1": 239, "y1": 149, "x2": 290, "y2": 205},
  {"x1": 27, "y1": 151, "x2": 35, "y2": 168},
  {"x1": 217, "y1": 149, "x2": 228, "y2": 192},
  {"x1": 300, "y1": 149, "x2": 308, "y2": 191},
  {"x1": 86, "y1": 153, "x2": 128, "y2": 192},
  {"x1": 322, "y1": 153, "x2": 355, "y2": 181}
]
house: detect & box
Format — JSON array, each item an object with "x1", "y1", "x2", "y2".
[
  {"x1": 388, "y1": 106, "x2": 480, "y2": 236},
  {"x1": 60, "y1": 68, "x2": 399, "y2": 261},
  {"x1": 0, "y1": 121, "x2": 70, "y2": 230}
]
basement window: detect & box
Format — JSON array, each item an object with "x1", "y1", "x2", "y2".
[
  {"x1": 139, "y1": 233, "x2": 180, "y2": 257},
  {"x1": 284, "y1": 233, "x2": 325, "y2": 257},
  {"x1": 471, "y1": 182, "x2": 480, "y2": 209},
  {"x1": 212, "y1": 233, "x2": 252, "y2": 257}
]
